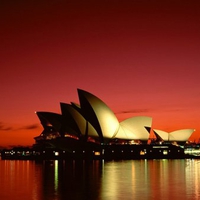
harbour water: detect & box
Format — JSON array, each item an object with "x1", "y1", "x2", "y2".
[{"x1": 0, "y1": 159, "x2": 200, "y2": 200}]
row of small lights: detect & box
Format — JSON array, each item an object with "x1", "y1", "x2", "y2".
[{"x1": 4, "y1": 149, "x2": 180, "y2": 156}]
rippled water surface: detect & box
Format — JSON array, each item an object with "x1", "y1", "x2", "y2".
[{"x1": 0, "y1": 159, "x2": 200, "y2": 200}]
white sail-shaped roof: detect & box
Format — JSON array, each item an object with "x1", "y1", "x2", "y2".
[
  {"x1": 78, "y1": 89, "x2": 120, "y2": 139},
  {"x1": 154, "y1": 129, "x2": 195, "y2": 142},
  {"x1": 116, "y1": 116, "x2": 152, "y2": 140},
  {"x1": 35, "y1": 89, "x2": 195, "y2": 145},
  {"x1": 169, "y1": 129, "x2": 195, "y2": 141},
  {"x1": 153, "y1": 129, "x2": 169, "y2": 141}
]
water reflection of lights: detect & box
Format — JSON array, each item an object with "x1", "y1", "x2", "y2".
[
  {"x1": 54, "y1": 160, "x2": 58, "y2": 193},
  {"x1": 185, "y1": 159, "x2": 200, "y2": 199},
  {"x1": 101, "y1": 162, "x2": 118, "y2": 198}
]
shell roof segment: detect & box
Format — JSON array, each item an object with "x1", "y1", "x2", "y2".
[
  {"x1": 77, "y1": 89, "x2": 120, "y2": 139},
  {"x1": 35, "y1": 89, "x2": 195, "y2": 143},
  {"x1": 117, "y1": 116, "x2": 152, "y2": 140},
  {"x1": 153, "y1": 129, "x2": 195, "y2": 142},
  {"x1": 36, "y1": 111, "x2": 62, "y2": 132},
  {"x1": 60, "y1": 102, "x2": 99, "y2": 138}
]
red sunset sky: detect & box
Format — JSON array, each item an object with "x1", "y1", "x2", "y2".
[{"x1": 1, "y1": 0, "x2": 200, "y2": 147}]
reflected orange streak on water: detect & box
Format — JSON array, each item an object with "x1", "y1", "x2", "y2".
[{"x1": 0, "y1": 160, "x2": 42, "y2": 200}]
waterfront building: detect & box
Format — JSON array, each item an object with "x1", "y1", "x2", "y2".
[{"x1": 28, "y1": 89, "x2": 195, "y2": 160}]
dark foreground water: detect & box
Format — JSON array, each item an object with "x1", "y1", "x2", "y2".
[{"x1": 0, "y1": 159, "x2": 200, "y2": 200}]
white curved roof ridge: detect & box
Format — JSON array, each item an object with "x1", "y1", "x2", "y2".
[
  {"x1": 114, "y1": 125, "x2": 127, "y2": 139},
  {"x1": 117, "y1": 116, "x2": 152, "y2": 140},
  {"x1": 153, "y1": 129, "x2": 169, "y2": 141},
  {"x1": 153, "y1": 129, "x2": 195, "y2": 141},
  {"x1": 60, "y1": 103, "x2": 99, "y2": 137},
  {"x1": 78, "y1": 89, "x2": 120, "y2": 139},
  {"x1": 169, "y1": 129, "x2": 195, "y2": 141},
  {"x1": 115, "y1": 125, "x2": 140, "y2": 139}
]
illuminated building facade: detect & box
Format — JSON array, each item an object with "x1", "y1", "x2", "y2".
[
  {"x1": 35, "y1": 89, "x2": 152, "y2": 144},
  {"x1": 32, "y1": 89, "x2": 195, "y2": 159}
]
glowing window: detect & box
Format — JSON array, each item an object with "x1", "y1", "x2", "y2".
[
  {"x1": 163, "y1": 150, "x2": 168, "y2": 155},
  {"x1": 94, "y1": 152, "x2": 101, "y2": 156}
]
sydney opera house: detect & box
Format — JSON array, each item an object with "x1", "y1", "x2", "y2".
[{"x1": 21, "y1": 88, "x2": 196, "y2": 160}]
